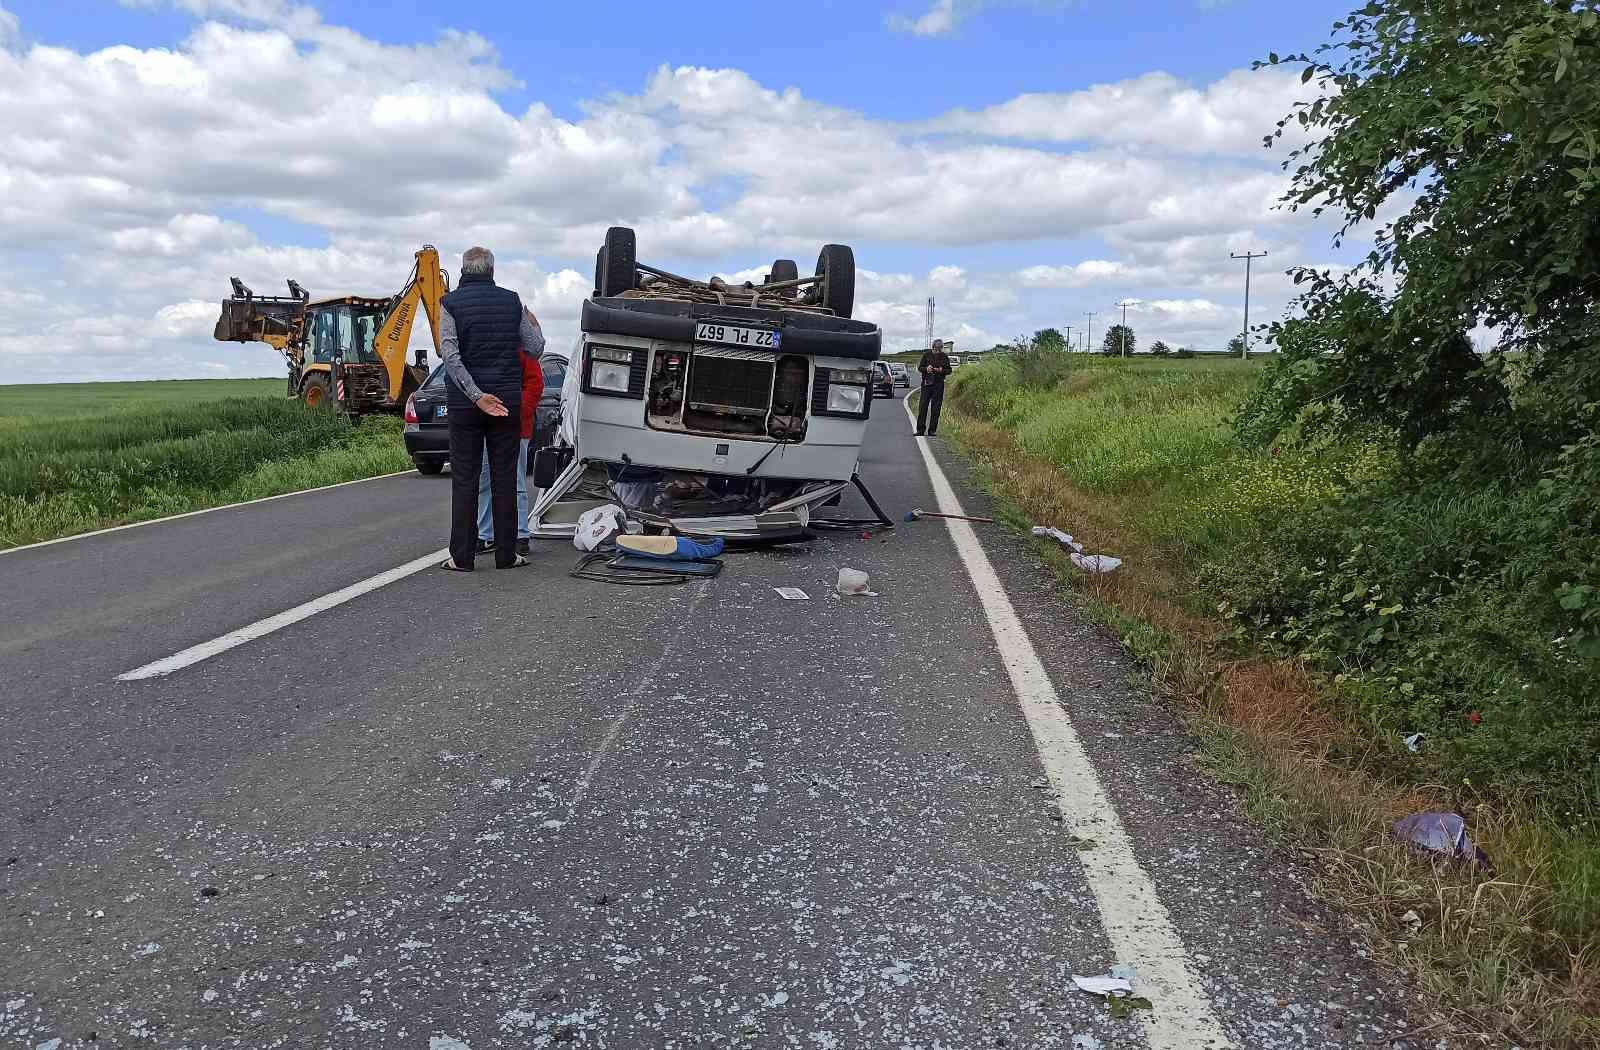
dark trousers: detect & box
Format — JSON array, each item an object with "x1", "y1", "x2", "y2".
[
  {"x1": 917, "y1": 382, "x2": 945, "y2": 434},
  {"x1": 449, "y1": 404, "x2": 520, "y2": 568}
]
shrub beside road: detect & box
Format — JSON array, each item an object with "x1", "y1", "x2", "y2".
[
  {"x1": 0, "y1": 380, "x2": 411, "y2": 549},
  {"x1": 944, "y1": 351, "x2": 1598, "y2": 1047}
]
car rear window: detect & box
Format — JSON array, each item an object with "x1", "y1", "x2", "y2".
[{"x1": 541, "y1": 356, "x2": 567, "y2": 388}]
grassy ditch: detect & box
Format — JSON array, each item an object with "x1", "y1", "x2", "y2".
[
  {"x1": 0, "y1": 380, "x2": 411, "y2": 548},
  {"x1": 941, "y1": 353, "x2": 1598, "y2": 1047}
]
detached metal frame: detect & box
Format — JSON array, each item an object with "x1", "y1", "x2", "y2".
[{"x1": 528, "y1": 457, "x2": 891, "y2": 540}]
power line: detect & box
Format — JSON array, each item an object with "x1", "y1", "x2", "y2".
[
  {"x1": 1114, "y1": 299, "x2": 1136, "y2": 358},
  {"x1": 1229, "y1": 250, "x2": 1267, "y2": 359}
]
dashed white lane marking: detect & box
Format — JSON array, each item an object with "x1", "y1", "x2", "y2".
[
  {"x1": 2, "y1": 470, "x2": 416, "y2": 557},
  {"x1": 117, "y1": 547, "x2": 447, "y2": 681},
  {"x1": 904, "y1": 392, "x2": 1233, "y2": 1049}
]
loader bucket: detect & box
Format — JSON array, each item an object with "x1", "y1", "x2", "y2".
[{"x1": 214, "y1": 281, "x2": 306, "y2": 344}]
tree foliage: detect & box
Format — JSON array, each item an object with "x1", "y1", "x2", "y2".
[
  {"x1": 1150, "y1": 340, "x2": 1172, "y2": 356},
  {"x1": 1101, "y1": 324, "x2": 1136, "y2": 355},
  {"x1": 1248, "y1": 0, "x2": 1600, "y2": 449},
  {"x1": 1032, "y1": 327, "x2": 1067, "y2": 355}
]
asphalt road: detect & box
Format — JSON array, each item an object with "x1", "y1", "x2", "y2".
[{"x1": 1, "y1": 387, "x2": 1435, "y2": 1049}]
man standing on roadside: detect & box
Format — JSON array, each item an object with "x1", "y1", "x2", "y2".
[
  {"x1": 438, "y1": 247, "x2": 545, "y2": 572},
  {"x1": 916, "y1": 338, "x2": 952, "y2": 437},
  {"x1": 475, "y1": 307, "x2": 545, "y2": 557}
]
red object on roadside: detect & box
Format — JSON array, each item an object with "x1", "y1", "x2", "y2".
[{"x1": 1467, "y1": 710, "x2": 1483, "y2": 725}]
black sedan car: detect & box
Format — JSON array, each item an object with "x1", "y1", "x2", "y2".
[
  {"x1": 403, "y1": 353, "x2": 569, "y2": 475},
  {"x1": 871, "y1": 361, "x2": 895, "y2": 398}
]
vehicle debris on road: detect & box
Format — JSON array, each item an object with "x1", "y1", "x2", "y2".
[
  {"x1": 904, "y1": 508, "x2": 994, "y2": 524},
  {"x1": 834, "y1": 567, "x2": 877, "y2": 597},
  {"x1": 774, "y1": 587, "x2": 810, "y2": 600}
]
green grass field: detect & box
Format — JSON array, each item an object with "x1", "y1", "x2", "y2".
[
  {"x1": 944, "y1": 352, "x2": 1598, "y2": 1046},
  {"x1": 0, "y1": 379, "x2": 411, "y2": 548}
]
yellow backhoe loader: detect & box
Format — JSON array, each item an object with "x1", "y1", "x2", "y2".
[{"x1": 214, "y1": 246, "x2": 449, "y2": 417}]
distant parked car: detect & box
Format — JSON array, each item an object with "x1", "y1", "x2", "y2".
[
  {"x1": 872, "y1": 361, "x2": 895, "y2": 398},
  {"x1": 947, "y1": 354, "x2": 962, "y2": 370},
  {"x1": 889, "y1": 362, "x2": 909, "y2": 388},
  {"x1": 403, "y1": 351, "x2": 570, "y2": 475}
]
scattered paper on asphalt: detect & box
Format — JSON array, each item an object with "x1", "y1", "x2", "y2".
[
  {"x1": 774, "y1": 587, "x2": 810, "y2": 600},
  {"x1": 1070, "y1": 974, "x2": 1133, "y2": 997}
]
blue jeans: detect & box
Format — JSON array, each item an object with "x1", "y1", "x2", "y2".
[{"x1": 478, "y1": 437, "x2": 530, "y2": 542}]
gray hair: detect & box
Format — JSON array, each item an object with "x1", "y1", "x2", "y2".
[{"x1": 461, "y1": 246, "x2": 495, "y2": 277}]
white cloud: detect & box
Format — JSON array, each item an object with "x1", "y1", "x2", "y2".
[
  {"x1": 0, "y1": 4, "x2": 19, "y2": 50},
  {"x1": 886, "y1": 0, "x2": 970, "y2": 37},
  {"x1": 0, "y1": 2, "x2": 1349, "y2": 381},
  {"x1": 930, "y1": 67, "x2": 1313, "y2": 155}
]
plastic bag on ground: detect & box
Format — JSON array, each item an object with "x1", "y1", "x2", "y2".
[
  {"x1": 574, "y1": 504, "x2": 627, "y2": 552},
  {"x1": 835, "y1": 567, "x2": 877, "y2": 597},
  {"x1": 1070, "y1": 553, "x2": 1122, "y2": 573},
  {"x1": 1031, "y1": 526, "x2": 1085, "y2": 554},
  {"x1": 1392, "y1": 810, "x2": 1492, "y2": 870}
]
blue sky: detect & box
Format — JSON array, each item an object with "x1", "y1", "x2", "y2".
[{"x1": 0, "y1": 0, "x2": 1356, "y2": 380}]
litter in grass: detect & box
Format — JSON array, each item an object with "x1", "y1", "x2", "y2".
[
  {"x1": 1031, "y1": 526, "x2": 1085, "y2": 553},
  {"x1": 1392, "y1": 810, "x2": 1492, "y2": 870},
  {"x1": 1403, "y1": 732, "x2": 1424, "y2": 753},
  {"x1": 1070, "y1": 553, "x2": 1123, "y2": 573}
]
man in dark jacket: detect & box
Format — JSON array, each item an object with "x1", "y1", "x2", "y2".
[
  {"x1": 916, "y1": 339, "x2": 952, "y2": 436},
  {"x1": 438, "y1": 247, "x2": 546, "y2": 571}
]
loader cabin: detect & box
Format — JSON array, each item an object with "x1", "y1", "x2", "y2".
[{"x1": 530, "y1": 227, "x2": 881, "y2": 542}]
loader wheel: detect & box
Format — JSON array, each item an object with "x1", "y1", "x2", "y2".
[
  {"x1": 301, "y1": 374, "x2": 333, "y2": 409},
  {"x1": 593, "y1": 248, "x2": 604, "y2": 297},
  {"x1": 813, "y1": 244, "x2": 855, "y2": 318},
  {"x1": 767, "y1": 259, "x2": 798, "y2": 285},
  {"x1": 598, "y1": 226, "x2": 637, "y2": 297}
]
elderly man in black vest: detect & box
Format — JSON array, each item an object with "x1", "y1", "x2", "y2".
[{"x1": 438, "y1": 246, "x2": 545, "y2": 571}]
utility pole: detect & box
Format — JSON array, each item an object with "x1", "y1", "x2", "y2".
[
  {"x1": 1115, "y1": 299, "x2": 1135, "y2": 358},
  {"x1": 1084, "y1": 311, "x2": 1096, "y2": 354},
  {"x1": 1063, "y1": 324, "x2": 1073, "y2": 353},
  {"x1": 1229, "y1": 250, "x2": 1267, "y2": 359},
  {"x1": 925, "y1": 297, "x2": 935, "y2": 348}
]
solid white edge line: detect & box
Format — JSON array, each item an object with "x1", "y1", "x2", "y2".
[
  {"x1": 1, "y1": 470, "x2": 416, "y2": 557},
  {"x1": 905, "y1": 393, "x2": 1233, "y2": 1049},
  {"x1": 117, "y1": 547, "x2": 448, "y2": 681}
]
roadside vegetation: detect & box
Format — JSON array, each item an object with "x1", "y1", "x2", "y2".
[
  {"x1": 0, "y1": 380, "x2": 411, "y2": 549},
  {"x1": 945, "y1": 351, "x2": 1597, "y2": 1046},
  {"x1": 943, "y1": 2, "x2": 1600, "y2": 1042}
]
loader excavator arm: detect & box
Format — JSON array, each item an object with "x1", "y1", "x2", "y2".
[{"x1": 373, "y1": 245, "x2": 449, "y2": 401}]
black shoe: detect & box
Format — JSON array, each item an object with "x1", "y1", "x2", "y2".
[
  {"x1": 476, "y1": 538, "x2": 494, "y2": 554},
  {"x1": 927, "y1": 430, "x2": 938, "y2": 436},
  {"x1": 914, "y1": 429, "x2": 925, "y2": 436},
  {"x1": 516, "y1": 538, "x2": 531, "y2": 556}
]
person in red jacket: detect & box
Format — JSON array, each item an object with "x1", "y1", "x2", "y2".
[{"x1": 476, "y1": 308, "x2": 545, "y2": 555}]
